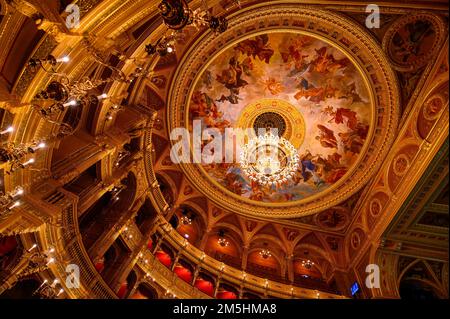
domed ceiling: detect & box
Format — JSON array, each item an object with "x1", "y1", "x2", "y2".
[
  {"x1": 167, "y1": 5, "x2": 399, "y2": 218},
  {"x1": 188, "y1": 32, "x2": 372, "y2": 203}
]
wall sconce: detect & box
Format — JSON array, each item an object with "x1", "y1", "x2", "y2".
[
  {"x1": 0, "y1": 126, "x2": 14, "y2": 135},
  {"x1": 28, "y1": 55, "x2": 70, "y2": 73}
]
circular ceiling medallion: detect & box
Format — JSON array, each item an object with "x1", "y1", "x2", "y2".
[
  {"x1": 315, "y1": 207, "x2": 349, "y2": 231},
  {"x1": 382, "y1": 13, "x2": 446, "y2": 72},
  {"x1": 253, "y1": 112, "x2": 287, "y2": 136},
  {"x1": 422, "y1": 94, "x2": 445, "y2": 121},
  {"x1": 236, "y1": 99, "x2": 305, "y2": 148},
  {"x1": 167, "y1": 4, "x2": 399, "y2": 218}
]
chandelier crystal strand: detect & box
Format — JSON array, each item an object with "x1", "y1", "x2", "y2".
[{"x1": 239, "y1": 132, "x2": 299, "y2": 188}]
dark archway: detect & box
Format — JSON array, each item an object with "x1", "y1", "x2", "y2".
[{"x1": 399, "y1": 279, "x2": 440, "y2": 299}]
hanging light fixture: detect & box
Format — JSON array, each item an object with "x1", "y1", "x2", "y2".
[
  {"x1": 146, "y1": 0, "x2": 228, "y2": 57},
  {"x1": 259, "y1": 249, "x2": 272, "y2": 259},
  {"x1": 301, "y1": 259, "x2": 315, "y2": 269},
  {"x1": 239, "y1": 132, "x2": 299, "y2": 189},
  {"x1": 259, "y1": 242, "x2": 272, "y2": 259},
  {"x1": 217, "y1": 229, "x2": 229, "y2": 247},
  {"x1": 28, "y1": 55, "x2": 70, "y2": 74},
  {"x1": 180, "y1": 208, "x2": 193, "y2": 225}
]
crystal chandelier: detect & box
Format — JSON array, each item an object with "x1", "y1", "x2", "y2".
[{"x1": 239, "y1": 132, "x2": 299, "y2": 188}]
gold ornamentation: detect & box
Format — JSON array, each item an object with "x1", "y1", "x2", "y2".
[
  {"x1": 393, "y1": 154, "x2": 410, "y2": 177},
  {"x1": 166, "y1": 4, "x2": 399, "y2": 218},
  {"x1": 382, "y1": 13, "x2": 446, "y2": 72}
]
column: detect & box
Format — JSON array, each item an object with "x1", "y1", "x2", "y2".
[{"x1": 241, "y1": 245, "x2": 249, "y2": 270}]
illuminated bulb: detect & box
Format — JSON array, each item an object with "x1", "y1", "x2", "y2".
[
  {"x1": 47, "y1": 257, "x2": 55, "y2": 264},
  {"x1": 51, "y1": 279, "x2": 59, "y2": 288},
  {"x1": 0, "y1": 126, "x2": 14, "y2": 135},
  {"x1": 57, "y1": 289, "x2": 64, "y2": 296},
  {"x1": 184, "y1": 234, "x2": 189, "y2": 239},
  {"x1": 37, "y1": 142, "x2": 46, "y2": 149},
  {"x1": 48, "y1": 247, "x2": 55, "y2": 253},
  {"x1": 128, "y1": 234, "x2": 133, "y2": 239},
  {"x1": 98, "y1": 93, "x2": 108, "y2": 99},
  {"x1": 14, "y1": 187, "x2": 24, "y2": 197},
  {"x1": 63, "y1": 100, "x2": 77, "y2": 107},
  {"x1": 8, "y1": 201, "x2": 20, "y2": 210},
  {"x1": 166, "y1": 46, "x2": 174, "y2": 53},
  {"x1": 107, "y1": 115, "x2": 113, "y2": 121},
  {"x1": 57, "y1": 56, "x2": 70, "y2": 63},
  {"x1": 23, "y1": 158, "x2": 35, "y2": 166},
  {"x1": 124, "y1": 227, "x2": 128, "y2": 231},
  {"x1": 28, "y1": 244, "x2": 37, "y2": 252}
]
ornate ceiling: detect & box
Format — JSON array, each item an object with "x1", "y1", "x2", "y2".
[
  {"x1": 168, "y1": 4, "x2": 400, "y2": 218},
  {"x1": 0, "y1": 0, "x2": 448, "y2": 299}
]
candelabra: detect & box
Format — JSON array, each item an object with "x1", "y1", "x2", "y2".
[
  {"x1": 0, "y1": 187, "x2": 24, "y2": 216},
  {"x1": 32, "y1": 278, "x2": 65, "y2": 299},
  {"x1": 0, "y1": 126, "x2": 14, "y2": 136},
  {"x1": 0, "y1": 140, "x2": 47, "y2": 174},
  {"x1": 110, "y1": 183, "x2": 127, "y2": 202},
  {"x1": 145, "y1": 33, "x2": 177, "y2": 57},
  {"x1": 145, "y1": 0, "x2": 228, "y2": 57},
  {"x1": 114, "y1": 150, "x2": 131, "y2": 167},
  {"x1": 106, "y1": 104, "x2": 124, "y2": 121},
  {"x1": 28, "y1": 55, "x2": 70, "y2": 74},
  {"x1": 24, "y1": 244, "x2": 57, "y2": 267}
]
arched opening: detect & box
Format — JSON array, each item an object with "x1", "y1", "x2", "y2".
[
  {"x1": 217, "y1": 283, "x2": 239, "y2": 299},
  {"x1": 134, "y1": 199, "x2": 158, "y2": 235},
  {"x1": 174, "y1": 205, "x2": 207, "y2": 246},
  {"x1": 130, "y1": 283, "x2": 159, "y2": 299},
  {"x1": 194, "y1": 272, "x2": 215, "y2": 297},
  {"x1": 174, "y1": 259, "x2": 194, "y2": 283},
  {"x1": 155, "y1": 244, "x2": 174, "y2": 268},
  {"x1": 0, "y1": 236, "x2": 21, "y2": 282},
  {"x1": 79, "y1": 172, "x2": 137, "y2": 250},
  {"x1": 398, "y1": 260, "x2": 443, "y2": 299},
  {"x1": 204, "y1": 228, "x2": 243, "y2": 269},
  {"x1": 63, "y1": 162, "x2": 100, "y2": 196},
  {"x1": 101, "y1": 238, "x2": 131, "y2": 284},
  {"x1": 246, "y1": 239, "x2": 285, "y2": 282},
  {"x1": 117, "y1": 270, "x2": 138, "y2": 299},
  {"x1": 399, "y1": 279, "x2": 440, "y2": 299}
]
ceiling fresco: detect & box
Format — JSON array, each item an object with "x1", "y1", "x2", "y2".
[{"x1": 188, "y1": 32, "x2": 372, "y2": 203}]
